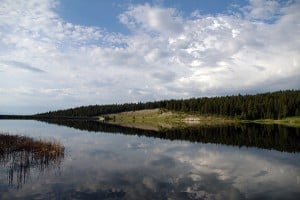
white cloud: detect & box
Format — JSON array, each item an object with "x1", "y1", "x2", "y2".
[
  {"x1": 0, "y1": 0, "x2": 299, "y2": 114},
  {"x1": 119, "y1": 3, "x2": 183, "y2": 35},
  {"x1": 243, "y1": 0, "x2": 281, "y2": 19},
  {"x1": 174, "y1": 145, "x2": 300, "y2": 199}
]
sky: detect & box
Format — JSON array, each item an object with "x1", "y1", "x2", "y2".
[{"x1": 0, "y1": 0, "x2": 299, "y2": 114}]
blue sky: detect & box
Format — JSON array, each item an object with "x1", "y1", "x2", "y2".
[
  {"x1": 57, "y1": 0, "x2": 248, "y2": 33},
  {"x1": 0, "y1": 0, "x2": 299, "y2": 114}
]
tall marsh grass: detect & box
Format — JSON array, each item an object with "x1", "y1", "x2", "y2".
[{"x1": 0, "y1": 132, "x2": 65, "y2": 188}]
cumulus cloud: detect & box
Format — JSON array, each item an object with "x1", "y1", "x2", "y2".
[
  {"x1": 0, "y1": 0, "x2": 299, "y2": 114},
  {"x1": 119, "y1": 3, "x2": 184, "y2": 35},
  {"x1": 242, "y1": 0, "x2": 282, "y2": 20}
]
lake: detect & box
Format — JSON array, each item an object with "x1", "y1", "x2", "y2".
[{"x1": 0, "y1": 120, "x2": 300, "y2": 199}]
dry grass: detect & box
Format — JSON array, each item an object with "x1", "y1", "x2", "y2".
[
  {"x1": 104, "y1": 109, "x2": 235, "y2": 131},
  {"x1": 247, "y1": 116, "x2": 300, "y2": 128},
  {"x1": 0, "y1": 132, "x2": 65, "y2": 187},
  {"x1": 0, "y1": 133, "x2": 64, "y2": 158}
]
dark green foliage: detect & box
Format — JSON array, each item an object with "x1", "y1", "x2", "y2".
[
  {"x1": 164, "y1": 90, "x2": 300, "y2": 119},
  {"x1": 36, "y1": 102, "x2": 161, "y2": 117},
  {"x1": 36, "y1": 90, "x2": 300, "y2": 120}
]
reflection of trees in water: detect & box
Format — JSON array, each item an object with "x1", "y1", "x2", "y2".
[
  {"x1": 0, "y1": 134, "x2": 65, "y2": 188},
  {"x1": 41, "y1": 119, "x2": 300, "y2": 152}
]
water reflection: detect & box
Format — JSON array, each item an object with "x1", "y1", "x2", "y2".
[
  {"x1": 0, "y1": 120, "x2": 299, "y2": 199},
  {"x1": 0, "y1": 133, "x2": 65, "y2": 188},
  {"x1": 40, "y1": 119, "x2": 300, "y2": 152}
]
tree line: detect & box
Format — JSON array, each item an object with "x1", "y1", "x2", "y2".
[{"x1": 36, "y1": 90, "x2": 300, "y2": 120}]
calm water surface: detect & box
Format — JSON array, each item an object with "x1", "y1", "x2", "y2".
[{"x1": 0, "y1": 120, "x2": 299, "y2": 199}]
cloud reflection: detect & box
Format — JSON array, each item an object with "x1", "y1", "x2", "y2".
[{"x1": 0, "y1": 121, "x2": 299, "y2": 199}]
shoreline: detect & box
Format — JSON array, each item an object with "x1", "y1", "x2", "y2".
[
  {"x1": 1, "y1": 109, "x2": 299, "y2": 130},
  {"x1": 242, "y1": 116, "x2": 300, "y2": 128},
  {"x1": 104, "y1": 109, "x2": 234, "y2": 131},
  {"x1": 103, "y1": 109, "x2": 300, "y2": 130}
]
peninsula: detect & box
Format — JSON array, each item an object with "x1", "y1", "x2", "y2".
[{"x1": 1, "y1": 90, "x2": 300, "y2": 129}]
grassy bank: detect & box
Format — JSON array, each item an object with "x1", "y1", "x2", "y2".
[
  {"x1": 102, "y1": 109, "x2": 235, "y2": 131},
  {"x1": 101, "y1": 109, "x2": 300, "y2": 130},
  {"x1": 244, "y1": 116, "x2": 300, "y2": 128}
]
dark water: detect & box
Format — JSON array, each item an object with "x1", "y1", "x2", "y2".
[{"x1": 0, "y1": 120, "x2": 299, "y2": 199}]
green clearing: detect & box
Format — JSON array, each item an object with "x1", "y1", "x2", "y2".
[
  {"x1": 102, "y1": 109, "x2": 235, "y2": 131},
  {"x1": 245, "y1": 116, "x2": 300, "y2": 128},
  {"x1": 101, "y1": 109, "x2": 300, "y2": 130}
]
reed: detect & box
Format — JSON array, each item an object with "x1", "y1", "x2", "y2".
[
  {"x1": 0, "y1": 133, "x2": 64, "y2": 158},
  {"x1": 0, "y1": 132, "x2": 65, "y2": 188}
]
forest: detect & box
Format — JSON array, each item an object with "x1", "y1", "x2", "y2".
[{"x1": 36, "y1": 90, "x2": 300, "y2": 120}]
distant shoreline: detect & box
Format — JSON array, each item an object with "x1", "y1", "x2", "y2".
[
  {"x1": 103, "y1": 109, "x2": 300, "y2": 130},
  {"x1": 1, "y1": 109, "x2": 299, "y2": 129},
  {"x1": 0, "y1": 115, "x2": 97, "y2": 120}
]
